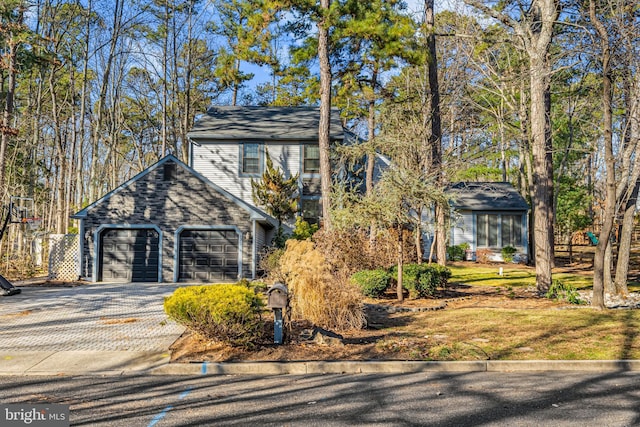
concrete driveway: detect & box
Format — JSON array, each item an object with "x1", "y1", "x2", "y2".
[
  {"x1": 0, "y1": 282, "x2": 185, "y2": 352},
  {"x1": 0, "y1": 282, "x2": 186, "y2": 375}
]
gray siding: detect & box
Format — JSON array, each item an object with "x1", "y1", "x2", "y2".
[
  {"x1": 451, "y1": 210, "x2": 475, "y2": 250},
  {"x1": 192, "y1": 141, "x2": 303, "y2": 207},
  {"x1": 269, "y1": 143, "x2": 301, "y2": 176}
]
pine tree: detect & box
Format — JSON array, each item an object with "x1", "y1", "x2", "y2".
[{"x1": 251, "y1": 150, "x2": 299, "y2": 246}]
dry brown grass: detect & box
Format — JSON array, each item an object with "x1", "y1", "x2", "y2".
[
  {"x1": 313, "y1": 227, "x2": 417, "y2": 276},
  {"x1": 278, "y1": 240, "x2": 365, "y2": 331},
  {"x1": 397, "y1": 307, "x2": 640, "y2": 360}
]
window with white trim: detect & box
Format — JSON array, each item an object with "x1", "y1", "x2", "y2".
[
  {"x1": 242, "y1": 143, "x2": 261, "y2": 175},
  {"x1": 303, "y1": 145, "x2": 320, "y2": 174},
  {"x1": 476, "y1": 213, "x2": 523, "y2": 248}
]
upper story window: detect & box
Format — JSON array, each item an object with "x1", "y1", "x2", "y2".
[
  {"x1": 242, "y1": 143, "x2": 261, "y2": 175},
  {"x1": 303, "y1": 145, "x2": 320, "y2": 174}
]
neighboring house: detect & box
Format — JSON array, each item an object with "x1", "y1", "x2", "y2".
[
  {"x1": 187, "y1": 106, "x2": 348, "y2": 225},
  {"x1": 447, "y1": 182, "x2": 530, "y2": 262},
  {"x1": 71, "y1": 155, "x2": 278, "y2": 283}
]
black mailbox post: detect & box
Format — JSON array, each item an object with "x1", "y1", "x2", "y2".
[{"x1": 266, "y1": 283, "x2": 288, "y2": 344}]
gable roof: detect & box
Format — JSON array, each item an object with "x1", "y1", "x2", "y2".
[
  {"x1": 71, "y1": 154, "x2": 278, "y2": 227},
  {"x1": 448, "y1": 182, "x2": 529, "y2": 211},
  {"x1": 187, "y1": 106, "x2": 345, "y2": 142}
]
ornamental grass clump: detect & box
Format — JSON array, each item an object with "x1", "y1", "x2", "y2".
[
  {"x1": 164, "y1": 284, "x2": 265, "y2": 348},
  {"x1": 278, "y1": 239, "x2": 365, "y2": 331}
]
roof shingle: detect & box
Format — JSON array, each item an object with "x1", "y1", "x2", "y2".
[
  {"x1": 187, "y1": 106, "x2": 344, "y2": 141},
  {"x1": 448, "y1": 182, "x2": 529, "y2": 211}
]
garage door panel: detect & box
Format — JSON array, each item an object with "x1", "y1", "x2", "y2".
[
  {"x1": 100, "y1": 228, "x2": 159, "y2": 282},
  {"x1": 178, "y1": 229, "x2": 239, "y2": 282}
]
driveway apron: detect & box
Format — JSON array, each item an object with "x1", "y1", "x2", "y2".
[{"x1": 0, "y1": 283, "x2": 185, "y2": 352}]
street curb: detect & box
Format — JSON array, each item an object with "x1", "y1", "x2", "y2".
[{"x1": 147, "y1": 359, "x2": 640, "y2": 375}]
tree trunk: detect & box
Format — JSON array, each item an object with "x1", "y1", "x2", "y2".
[
  {"x1": 367, "y1": 83, "x2": 377, "y2": 250},
  {"x1": 181, "y1": 0, "x2": 195, "y2": 162},
  {"x1": 0, "y1": 22, "x2": 20, "y2": 201},
  {"x1": 604, "y1": 241, "x2": 614, "y2": 295},
  {"x1": 397, "y1": 225, "x2": 404, "y2": 302},
  {"x1": 613, "y1": 179, "x2": 638, "y2": 297},
  {"x1": 48, "y1": 68, "x2": 67, "y2": 235},
  {"x1": 590, "y1": 0, "x2": 614, "y2": 309},
  {"x1": 462, "y1": 0, "x2": 558, "y2": 290},
  {"x1": 89, "y1": 0, "x2": 123, "y2": 201},
  {"x1": 317, "y1": 0, "x2": 333, "y2": 230},
  {"x1": 425, "y1": 0, "x2": 446, "y2": 266},
  {"x1": 530, "y1": 54, "x2": 554, "y2": 293},
  {"x1": 415, "y1": 206, "x2": 424, "y2": 263},
  {"x1": 434, "y1": 203, "x2": 447, "y2": 265},
  {"x1": 366, "y1": 94, "x2": 376, "y2": 195},
  {"x1": 76, "y1": 0, "x2": 92, "y2": 211},
  {"x1": 161, "y1": 1, "x2": 169, "y2": 157}
]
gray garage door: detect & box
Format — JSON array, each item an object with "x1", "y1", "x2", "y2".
[
  {"x1": 178, "y1": 229, "x2": 239, "y2": 282},
  {"x1": 100, "y1": 228, "x2": 159, "y2": 282}
]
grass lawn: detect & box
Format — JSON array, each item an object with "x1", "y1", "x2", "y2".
[
  {"x1": 389, "y1": 307, "x2": 640, "y2": 361},
  {"x1": 388, "y1": 262, "x2": 640, "y2": 361},
  {"x1": 448, "y1": 263, "x2": 594, "y2": 289}
]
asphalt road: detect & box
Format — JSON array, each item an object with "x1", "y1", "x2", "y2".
[{"x1": 1, "y1": 371, "x2": 639, "y2": 426}]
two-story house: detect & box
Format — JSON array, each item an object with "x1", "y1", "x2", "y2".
[
  {"x1": 187, "y1": 106, "x2": 347, "y2": 224},
  {"x1": 71, "y1": 106, "x2": 347, "y2": 284}
]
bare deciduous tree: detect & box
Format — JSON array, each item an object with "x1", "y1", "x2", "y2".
[{"x1": 464, "y1": 0, "x2": 559, "y2": 293}]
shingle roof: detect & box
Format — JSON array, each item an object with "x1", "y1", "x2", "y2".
[
  {"x1": 71, "y1": 154, "x2": 278, "y2": 227},
  {"x1": 448, "y1": 182, "x2": 529, "y2": 211},
  {"x1": 187, "y1": 106, "x2": 345, "y2": 141}
]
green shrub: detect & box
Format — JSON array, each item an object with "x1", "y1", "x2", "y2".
[
  {"x1": 291, "y1": 216, "x2": 319, "y2": 240},
  {"x1": 501, "y1": 246, "x2": 517, "y2": 263},
  {"x1": 390, "y1": 263, "x2": 452, "y2": 298},
  {"x1": 545, "y1": 280, "x2": 585, "y2": 305},
  {"x1": 428, "y1": 264, "x2": 453, "y2": 287},
  {"x1": 446, "y1": 243, "x2": 470, "y2": 261},
  {"x1": 350, "y1": 269, "x2": 391, "y2": 298},
  {"x1": 164, "y1": 284, "x2": 265, "y2": 347}
]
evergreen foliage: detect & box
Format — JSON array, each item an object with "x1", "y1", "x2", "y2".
[
  {"x1": 350, "y1": 269, "x2": 391, "y2": 298},
  {"x1": 164, "y1": 284, "x2": 265, "y2": 347},
  {"x1": 251, "y1": 149, "x2": 299, "y2": 246},
  {"x1": 390, "y1": 263, "x2": 451, "y2": 298}
]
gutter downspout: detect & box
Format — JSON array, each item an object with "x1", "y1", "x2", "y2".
[
  {"x1": 78, "y1": 219, "x2": 85, "y2": 279},
  {"x1": 252, "y1": 219, "x2": 257, "y2": 280}
]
